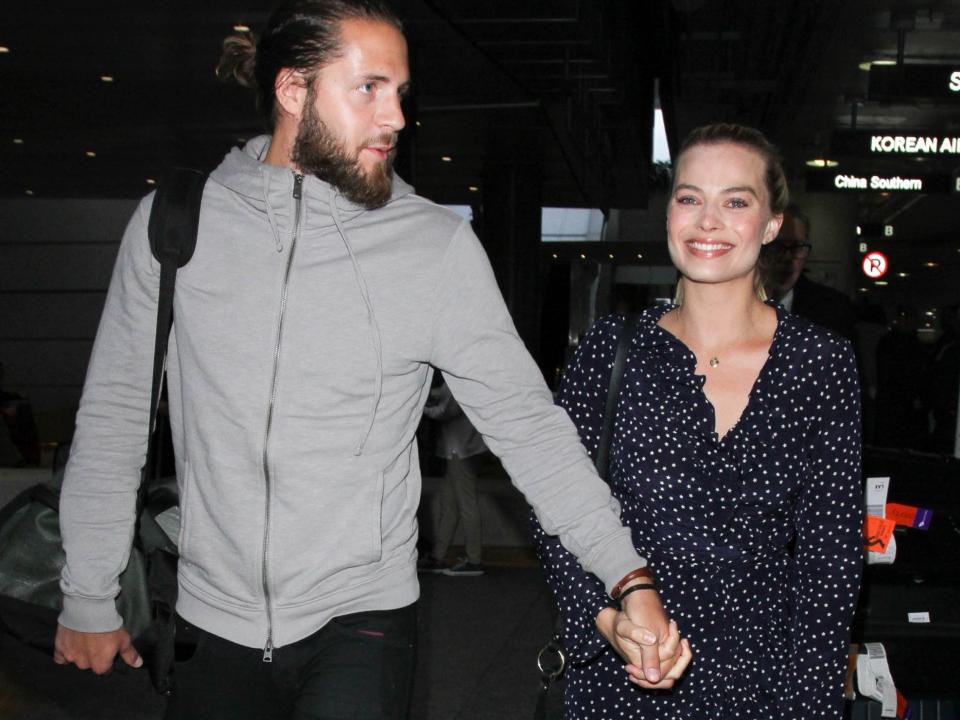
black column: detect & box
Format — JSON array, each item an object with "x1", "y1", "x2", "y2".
[{"x1": 480, "y1": 154, "x2": 544, "y2": 364}]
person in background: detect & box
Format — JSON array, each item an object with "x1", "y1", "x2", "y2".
[
  {"x1": 763, "y1": 203, "x2": 857, "y2": 343},
  {"x1": 536, "y1": 124, "x2": 861, "y2": 718},
  {"x1": 418, "y1": 379, "x2": 486, "y2": 576},
  {"x1": 854, "y1": 303, "x2": 888, "y2": 445},
  {"x1": 926, "y1": 305, "x2": 959, "y2": 453},
  {"x1": 874, "y1": 306, "x2": 928, "y2": 450},
  {"x1": 0, "y1": 361, "x2": 41, "y2": 467}
]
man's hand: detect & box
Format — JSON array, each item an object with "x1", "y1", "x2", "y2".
[
  {"x1": 596, "y1": 585, "x2": 693, "y2": 689},
  {"x1": 53, "y1": 624, "x2": 142, "y2": 675}
]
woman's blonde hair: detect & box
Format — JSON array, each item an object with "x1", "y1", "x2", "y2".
[{"x1": 670, "y1": 123, "x2": 787, "y2": 305}]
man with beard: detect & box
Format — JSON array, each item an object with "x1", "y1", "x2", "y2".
[
  {"x1": 762, "y1": 203, "x2": 857, "y2": 342},
  {"x1": 54, "y1": 2, "x2": 685, "y2": 717}
]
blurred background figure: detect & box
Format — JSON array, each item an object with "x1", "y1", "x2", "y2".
[
  {"x1": 926, "y1": 305, "x2": 960, "y2": 454},
  {"x1": 763, "y1": 203, "x2": 857, "y2": 343},
  {"x1": 0, "y1": 361, "x2": 41, "y2": 467},
  {"x1": 854, "y1": 304, "x2": 888, "y2": 445},
  {"x1": 875, "y1": 306, "x2": 929, "y2": 450},
  {"x1": 418, "y1": 379, "x2": 487, "y2": 577}
]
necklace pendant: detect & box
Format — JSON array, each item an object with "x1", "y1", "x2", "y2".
[{"x1": 709, "y1": 356, "x2": 720, "y2": 368}]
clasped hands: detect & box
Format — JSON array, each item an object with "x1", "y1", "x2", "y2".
[{"x1": 596, "y1": 583, "x2": 692, "y2": 689}]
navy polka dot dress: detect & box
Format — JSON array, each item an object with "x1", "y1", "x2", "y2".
[{"x1": 534, "y1": 302, "x2": 863, "y2": 719}]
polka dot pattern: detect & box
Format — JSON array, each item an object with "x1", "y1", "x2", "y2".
[{"x1": 534, "y1": 302, "x2": 863, "y2": 719}]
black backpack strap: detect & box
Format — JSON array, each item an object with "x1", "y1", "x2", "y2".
[
  {"x1": 594, "y1": 313, "x2": 639, "y2": 480},
  {"x1": 141, "y1": 168, "x2": 207, "y2": 500}
]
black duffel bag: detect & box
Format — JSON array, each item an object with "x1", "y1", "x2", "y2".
[{"x1": 0, "y1": 465, "x2": 180, "y2": 694}]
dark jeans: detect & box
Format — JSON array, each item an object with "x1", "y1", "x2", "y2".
[{"x1": 164, "y1": 604, "x2": 417, "y2": 720}]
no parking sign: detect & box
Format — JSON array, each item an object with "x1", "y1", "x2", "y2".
[{"x1": 862, "y1": 251, "x2": 889, "y2": 279}]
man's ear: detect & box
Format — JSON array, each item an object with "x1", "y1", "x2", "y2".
[{"x1": 274, "y1": 68, "x2": 309, "y2": 120}]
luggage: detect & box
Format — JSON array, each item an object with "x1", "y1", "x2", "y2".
[
  {"x1": 847, "y1": 696, "x2": 957, "y2": 720},
  {"x1": 853, "y1": 448, "x2": 960, "y2": 706},
  {"x1": 0, "y1": 466, "x2": 178, "y2": 659}
]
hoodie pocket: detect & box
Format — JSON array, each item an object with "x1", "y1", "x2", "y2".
[{"x1": 273, "y1": 464, "x2": 385, "y2": 606}]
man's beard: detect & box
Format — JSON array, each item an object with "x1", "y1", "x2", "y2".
[{"x1": 292, "y1": 100, "x2": 395, "y2": 210}]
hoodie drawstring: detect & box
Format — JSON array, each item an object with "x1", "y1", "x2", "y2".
[{"x1": 328, "y1": 186, "x2": 384, "y2": 456}]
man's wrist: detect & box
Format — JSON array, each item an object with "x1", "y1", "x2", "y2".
[
  {"x1": 59, "y1": 594, "x2": 123, "y2": 634},
  {"x1": 610, "y1": 566, "x2": 655, "y2": 599}
]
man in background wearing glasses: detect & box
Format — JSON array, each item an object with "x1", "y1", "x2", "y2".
[{"x1": 764, "y1": 203, "x2": 857, "y2": 342}]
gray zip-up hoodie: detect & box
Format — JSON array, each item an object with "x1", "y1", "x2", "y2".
[{"x1": 59, "y1": 136, "x2": 641, "y2": 651}]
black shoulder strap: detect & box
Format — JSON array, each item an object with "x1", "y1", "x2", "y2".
[
  {"x1": 147, "y1": 167, "x2": 207, "y2": 268},
  {"x1": 594, "y1": 314, "x2": 638, "y2": 480},
  {"x1": 534, "y1": 313, "x2": 640, "y2": 719},
  {"x1": 140, "y1": 168, "x2": 207, "y2": 497}
]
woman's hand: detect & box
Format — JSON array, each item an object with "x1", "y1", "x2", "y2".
[{"x1": 596, "y1": 585, "x2": 693, "y2": 689}]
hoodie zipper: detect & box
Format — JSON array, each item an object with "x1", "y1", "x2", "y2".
[{"x1": 260, "y1": 172, "x2": 304, "y2": 662}]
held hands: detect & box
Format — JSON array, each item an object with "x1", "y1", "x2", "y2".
[
  {"x1": 596, "y1": 584, "x2": 692, "y2": 689},
  {"x1": 53, "y1": 624, "x2": 143, "y2": 675}
]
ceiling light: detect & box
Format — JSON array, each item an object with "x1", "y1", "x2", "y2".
[
  {"x1": 146, "y1": 178, "x2": 156, "y2": 185},
  {"x1": 468, "y1": 185, "x2": 479, "y2": 192},
  {"x1": 415, "y1": 121, "x2": 421, "y2": 127},
  {"x1": 874, "y1": 280, "x2": 889, "y2": 286},
  {"x1": 859, "y1": 288, "x2": 869, "y2": 293},
  {"x1": 925, "y1": 310, "x2": 936, "y2": 317},
  {"x1": 897, "y1": 272, "x2": 909, "y2": 278},
  {"x1": 13, "y1": 138, "x2": 23, "y2": 144},
  {"x1": 608, "y1": 254, "x2": 614, "y2": 259},
  {"x1": 233, "y1": 24, "x2": 250, "y2": 32},
  {"x1": 551, "y1": 253, "x2": 558, "y2": 259},
  {"x1": 85, "y1": 150, "x2": 96, "y2": 157},
  {"x1": 0, "y1": 46, "x2": 9, "y2": 54},
  {"x1": 925, "y1": 261, "x2": 938, "y2": 268},
  {"x1": 859, "y1": 59, "x2": 896, "y2": 71},
  {"x1": 805, "y1": 158, "x2": 838, "y2": 168},
  {"x1": 25, "y1": 189, "x2": 33, "y2": 196},
  {"x1": 441, "y1": 156, "x2": 452, "y2": 162},
  {"x1": 579, "y1": 253, "x2": 586, "y2": 260},
  {"x1": 100, "y1": 75, "x2": 114, "y2": 83},
  {"x1": 637, "y1": 254, "x2": 643, "y2": 259}
]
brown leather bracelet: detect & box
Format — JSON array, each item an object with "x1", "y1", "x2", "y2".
[
  {"x1": 610, "y1": 567, "x2": 655, "y2": 599},
  {"x1": 616, "y1": 583, "x2": 657, "y2": 608}
]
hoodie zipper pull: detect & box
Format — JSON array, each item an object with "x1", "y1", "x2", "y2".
[{"x1": 274, "y1": 174, "x2": 303, "y2": 254}]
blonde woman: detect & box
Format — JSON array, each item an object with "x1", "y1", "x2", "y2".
[{"x1": 536, "y1": 124, "x2": 862, "y2": 719}]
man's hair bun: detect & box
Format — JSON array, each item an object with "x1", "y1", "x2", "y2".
[{"x1": 216, "y1": 32, "x2": 257, "y2": 88}]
